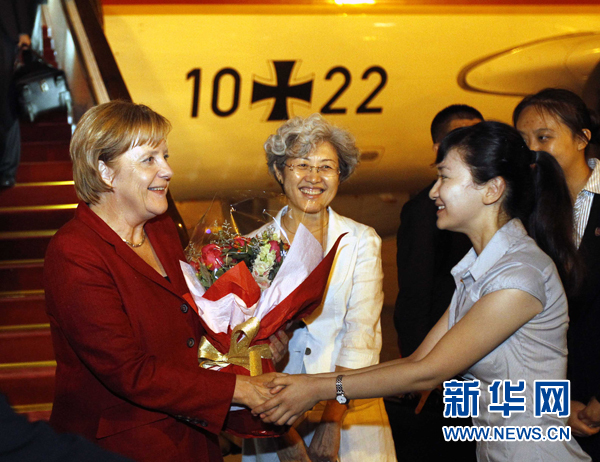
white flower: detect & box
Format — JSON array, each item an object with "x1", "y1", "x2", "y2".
[{"x1": 252, "y1": 242, "x2": 277, "y2": 288}]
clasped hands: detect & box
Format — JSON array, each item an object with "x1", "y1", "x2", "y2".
[
  {"x1": 569, "y1": 397, "x2": 600, "y2": 437},
  {"x1": 234, "y1": 328, "x2": 324, "y2": 422},
  {"x1": 246, "y1": 373, "x2": 327, "y2": 426},
  {"x1": 234, "y1": 371, "x2": 324, "y2": 426},
  {"x1": 234, "y1": 327, "x2": 330, "y2": 425}
]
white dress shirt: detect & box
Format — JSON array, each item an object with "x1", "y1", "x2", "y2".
[{"x1": 574, "y1": 158, "x2": 600, "y2": 248}]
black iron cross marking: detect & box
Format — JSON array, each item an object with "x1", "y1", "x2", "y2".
[{"x1": 252, "y1": 61, "x2": 313, "y2": 121}]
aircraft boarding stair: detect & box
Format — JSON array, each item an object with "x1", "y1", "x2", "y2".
[
  {"x1": 0, "y1": 26, "x2": 74, "y2": 422},
  {"x1": 0, "y1": 0, "x2": 187, "y2": 423}
]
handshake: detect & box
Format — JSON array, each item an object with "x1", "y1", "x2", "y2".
[
  {"x1": 233, "y1": 372, "x2": 329, "y2": 427},
  {"x1": 233, "y1": 371, "x2": 351, "y2": 462},
  {"x1": 231, "y1": 331, "x2": 342, "y2": 426}
]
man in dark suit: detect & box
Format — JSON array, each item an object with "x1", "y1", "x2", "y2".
[
  {"x1": 0, "y1": 0, "x2": 37, "y2": 188},
  {"x1": 386, "y1": 105, "x2": 483, "y2": 462},
  {"x1": 394, "y1": 104, "x2": 483, "y2": 356},
  {"x1": 568, "y1": 196, "x2": 600, "y2": 458}
]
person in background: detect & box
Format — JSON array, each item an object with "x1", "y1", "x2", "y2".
[
  {"x1": 0, "y1": 394, "x2": 131, "y2": 461},
  {"x1": 44, "y1": 101, "x2": 283, "y2": 462},
  {"x1": 514, "y1": 88, "x2": 600, "y2": 460},
  {"x1": 0, "y1": 0, "x2": 37, "y2": 188},
  {"x1": 389, "y1": 105, "x2": 482, "y2": 461},
  {"x1": 394, "y1": 104, "x2": 483, "y2": 356},
  {"x1": 256, "y1": 121, "x2": 589, "y2": 462},
  {"x1": 244, "y1": 114, "x2": 396, "y2": 462}
]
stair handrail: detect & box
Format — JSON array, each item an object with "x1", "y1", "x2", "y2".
[
  {"x1": 40, "y1": 0, "x2": 131, "y2": 122},
  {"x1": 67, "y1": 0, "x2": 132, "y2": 103},
  {"x1": 36, "y1": 0, "x2": 189, "y2": 246},
  {"x1": 63, "y1": 0, "x2": 111, "y2": 104}
]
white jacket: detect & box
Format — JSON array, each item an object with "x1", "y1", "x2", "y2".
[
  {"x1": 243, "y1": 207, "x2": 395, "y2": 462},
  {"x1": 272, "y1": 206, "x2": 384, "y2": 374}
]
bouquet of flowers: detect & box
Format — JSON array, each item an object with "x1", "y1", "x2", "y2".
[
  {"x1": 180, "y1": 200, "x2": 343, "y2": 438},
  {"x1": 187, "y1": 221, "x2": 289, "y2": 292}
]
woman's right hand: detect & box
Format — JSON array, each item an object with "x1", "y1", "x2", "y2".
[
  {"x1": 253, "y1": 375, "x2": 331, "y2": 426},
  {"x1": 232, "y1": 373, "x2": 287, "y2": 409}
]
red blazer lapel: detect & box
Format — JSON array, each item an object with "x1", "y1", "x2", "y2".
[
  {"x1": 75, "y1": 203, "x2": 187, "y2": 299},
  {"x1": 145, "y1": 214, "x2": 191, "y2": 297}
]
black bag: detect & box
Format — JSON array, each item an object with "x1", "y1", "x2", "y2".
[{"x1": 13, "y1": 49, "x2": 72, "y2": 122}]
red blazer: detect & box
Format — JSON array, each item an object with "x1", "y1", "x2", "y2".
[{"x1": 44, "y1": 203, "x2": 236, "y2": 462}]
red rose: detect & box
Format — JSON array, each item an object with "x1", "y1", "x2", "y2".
[
  {"x1": 233, "y1": 236, "x2": 249, "y2": 250},
  {"x1": 201, "y1": 244, "x2": 224, "y2": 271},
  {"x1": 269, "y1": 240, "x2": 282, "y2": 262},
  {"x1": 189, "y1": 259, "x2": 200, "y2": 272}
]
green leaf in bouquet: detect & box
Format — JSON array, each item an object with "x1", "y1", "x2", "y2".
[{"x1": 198, "y1": 264, "x2": 214, "y2": 289}]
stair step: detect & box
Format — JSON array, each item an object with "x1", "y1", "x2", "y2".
[
  {"x1": 0, "y1": 362, "x2": 55, "y2": 407},
  {"x1": 0, "y1": 182, "x2": 77, "y2": 207},
  {"x1": 0, "y1": 260, "x2": 44, "y2": 292},
  {"x1": 17, "y1": 161, "x2": 73, "y2": 182},
  {"x1": 20, "y1": 120, "x2": 71, "y2": 143},
  {"x1": 1, "y1": 22, "x2": 69, "y2": 424},
  {"x1": 0, "y1": 325, "x2": 54, "y2": 363},
  {"x1": 0, "y1": 230, "x2": 55, "y2": 260},
  {"x1": 13, "y1": 403, "x2": 53, "y2": 422},
  {"x1": 21, "y1": 141, "x2": 70, "y2": 162},
  {"x1": 0, "y1": 290, "x2": 47, "y2": 326},
  {"x1": 0, "y1": 204, "x2": 76, "y2": 232}
]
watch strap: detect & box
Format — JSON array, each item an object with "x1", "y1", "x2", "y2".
[{"x1": 336, "y1": 374, "x2": 348, "y2": 403}]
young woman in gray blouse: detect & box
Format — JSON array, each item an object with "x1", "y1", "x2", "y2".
[{"x1": 256, "y1": 121, "x2": 589, "y2": 462}]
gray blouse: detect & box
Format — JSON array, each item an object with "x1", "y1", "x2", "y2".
[{"x1": 449, "y1": 219, "x2": 589, "y2": 461}]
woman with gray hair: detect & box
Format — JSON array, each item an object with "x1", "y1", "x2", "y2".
[{"x1": 244, "y1": 114, "x2": 396, "y2": 462}]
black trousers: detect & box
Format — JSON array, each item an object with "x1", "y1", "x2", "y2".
[{"x1": 0, "y1": 32, "x2": 20, "y2": 181}]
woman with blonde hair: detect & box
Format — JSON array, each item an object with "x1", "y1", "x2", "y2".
[{"x1": 45, "y1": 101, "x2": 280, "y2": 461}]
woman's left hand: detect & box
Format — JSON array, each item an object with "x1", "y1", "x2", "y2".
[
  {"x1": 308, "y1": 420, "x2": 342, "y2": 462},
  {"x1": 578, "y1": 397, "x2": 600, "y2": 429},
  {"x1": 277, "y1": 428, "x2": 312, "y2": 462},
  {"x1": 308, "y1": 390, "x2": 347, "y2": 461},
  {"x1": 269, "y1": 329, "x2": 290, "y2": 364},
  {"x1": 253, "y1": 375, "x2": 328, "y2": 426}
]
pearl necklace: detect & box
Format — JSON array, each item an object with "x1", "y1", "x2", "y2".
[{"x1": 122, "y1": 232, "x2": 146, "y2": 248}]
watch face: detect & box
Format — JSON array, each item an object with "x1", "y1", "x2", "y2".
[{"x1": 336, "y1": 394, "x2": 348, "y2": 405}]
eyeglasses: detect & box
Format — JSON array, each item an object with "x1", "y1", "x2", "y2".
[{"x1": 284, "y1": 162, "x2": 340, "y2": 177}]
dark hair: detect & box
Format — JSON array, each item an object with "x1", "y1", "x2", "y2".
[
  {"x1": 430, "y1": 104, "x2": 484, "y2": 144},
  {"x1": 436, "y1": 121, "x2": 581, "y2": 296},
  {"x1": 513, "y1": 88, "x2": 600, "y2": 154}
]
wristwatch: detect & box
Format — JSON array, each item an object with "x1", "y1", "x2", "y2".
[{"x1": 335, "y1": 375, "x2": 348, "y2": 404}]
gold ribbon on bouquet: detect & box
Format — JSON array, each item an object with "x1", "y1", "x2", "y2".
[{"x1": 198, "y1": 317, "x2": 272, "y2": 376}]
